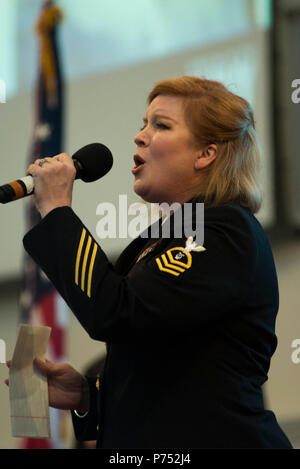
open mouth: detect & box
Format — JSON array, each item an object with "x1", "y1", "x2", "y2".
[
  {"x1": 134, "y1": 155, "x2": 145, "y2": 168},
  {"x1": 132, "y1": 155, "x2": 146, "y2": 174}
]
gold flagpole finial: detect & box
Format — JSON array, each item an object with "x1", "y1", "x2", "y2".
[{"x1": 35, "y1": 0, "x2": 63, "y2": 108}]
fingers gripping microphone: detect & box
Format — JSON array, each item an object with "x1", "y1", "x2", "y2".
[{"x1": 0, "y1": 143, "x2": 113, "y2": 204}]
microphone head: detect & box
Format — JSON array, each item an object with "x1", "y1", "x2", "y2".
[{"x1": 72, "y1": 143, "x2": 113, "y2": 182}]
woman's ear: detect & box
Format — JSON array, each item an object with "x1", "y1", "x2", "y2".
[{"x1": 194, "y1": 144, "x2": 217, "y2": 170}]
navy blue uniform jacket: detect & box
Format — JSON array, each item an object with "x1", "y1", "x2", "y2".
[{"x1": 23, "y1": 202, "x2": 292, "y2": 448}]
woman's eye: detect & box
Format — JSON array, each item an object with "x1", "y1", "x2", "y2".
[
  {"x1": 156, "y1": 122, "x2": 169, "y2": 130},
  {"x1": 139, "y1": 122, "x2": 169, "y2": 131}
]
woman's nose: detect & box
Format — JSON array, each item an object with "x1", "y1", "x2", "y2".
[{"x1": 134, "y1": 128, "x2": 149, "y2": 146}]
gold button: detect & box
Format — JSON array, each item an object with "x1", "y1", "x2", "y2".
[{"x1": 96, "y1": 378, "x2": 100, "y2": 390}]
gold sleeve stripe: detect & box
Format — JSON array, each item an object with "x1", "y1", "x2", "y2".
[
  {"x1": 156, "y1": 258, "x2": 180, "y2": 276},
  {"x1": 81, "y1": 235, "x2": 92, "y2": 291},
  {"x1": 75, "y1": 228, "x2": 86, "y2": 285},
  {"x1": 87, "y1": 243, "x2": 98, "y2": 298}
]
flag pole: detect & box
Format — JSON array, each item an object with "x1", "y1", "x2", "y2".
[{"x1": 19, "y1": 0, "x2": 69, "y2": 449}]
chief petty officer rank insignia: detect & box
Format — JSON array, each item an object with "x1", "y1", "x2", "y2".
[{"x1": 155, "y1": 236, "x2": 206, "y2": 277}]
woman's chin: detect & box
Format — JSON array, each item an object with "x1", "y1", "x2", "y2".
[
  {"x1": 133, "y1": 180, "x2": 148, "y2": 199},
  {"x1": 133, "y1": 180, "x2": 169, "y2": 204}
]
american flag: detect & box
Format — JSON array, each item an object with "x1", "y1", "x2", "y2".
[{"x1": 19, "y1": 0, "x2": 69, "y2": 449}]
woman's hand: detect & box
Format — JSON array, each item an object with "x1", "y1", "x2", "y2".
[
  {"x1": 26, "y1": 153, "x2": 76, "y2": 218},
  {"x1": 5, "y1": 358, "x2": 89, "y2": 413}
]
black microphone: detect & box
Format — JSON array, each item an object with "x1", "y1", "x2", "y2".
[{"x1": 0, "y1": 143, "x2": 113, "y2": 204}]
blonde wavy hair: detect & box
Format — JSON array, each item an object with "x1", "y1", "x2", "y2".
[{"x1": 148, "y1": 76, "x2": 262, "y2": 213}]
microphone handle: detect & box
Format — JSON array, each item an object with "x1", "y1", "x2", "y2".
[
  {"x1": 0, "y1": 176, "x2": 34, "y2": 204},
  {"x1": 0, "y1": 158, "x2": 84, "y2": 204}
]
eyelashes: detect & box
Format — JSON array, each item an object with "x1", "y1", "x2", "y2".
[
  {"x1": 139, "y1": 122, "x2": 170, "y2": 131},
  {"x1": 156, "y1": 123, "x2": 170, "y2": 130}
]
